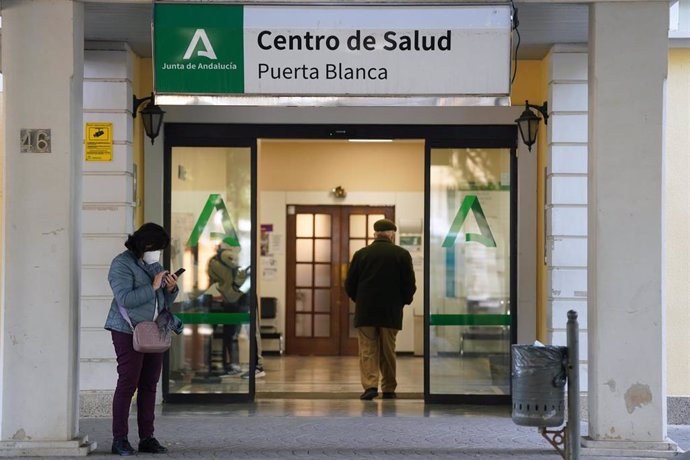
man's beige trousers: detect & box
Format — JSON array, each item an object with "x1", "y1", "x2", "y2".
[{"x1": 357, "y1": 326, "x2": 398, "y2": 392}]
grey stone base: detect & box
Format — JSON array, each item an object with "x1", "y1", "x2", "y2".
[
  {"x1": 80, "y1": 391, "x2": 113, "y2": 418},
  {"x1": 80, "y1": 390, "x2": 153, "y2": 418},
  {"x1": 669, "y1": 397, "x2": 690, "y2": 425},
  {"x1": 582, "y1": 437, "x2": 679, "y2": 458},
  {"x1": 0, "y1": 435, "x2": 96, "y2": 457}
]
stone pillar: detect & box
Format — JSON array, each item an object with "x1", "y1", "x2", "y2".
[
  {"x1": 0, "y1": 0, "x2": 94, "y2": 456},
  {"x1": 584, "y1": 2, "x2": 676, "y2": 456},
  {"x1": 80, "y1": 43, "x2": 135, "y2": 418},
  {"x1": 545, "y1": 45, "x2": 589, "y2": 391}
]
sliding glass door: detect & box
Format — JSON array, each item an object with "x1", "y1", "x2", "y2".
[
  {"x1": 164, "y1": 144, "x2": 256, "y2": 403},
  {"x1": 426, "y1": 145, "x2": 516, "y2": 403}
]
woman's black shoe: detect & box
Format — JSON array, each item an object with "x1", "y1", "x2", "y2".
[
  {"x1": 359, "y1": 388, "x2": 378, "y2": 400},
  {"x1": 111, "y1": 437, "x2": 135, "y2": 456},
  {"x1": 138, "y1": 437, "x2": 168, "y2": 453}
]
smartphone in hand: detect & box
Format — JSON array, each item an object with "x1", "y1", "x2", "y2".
[{"x1": 173, "y1": 268, "x2": 186, "y2": 277}]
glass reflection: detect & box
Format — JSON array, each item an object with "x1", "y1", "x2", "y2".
[
  {"x1": 168, "y1": 146, "x2": 251, "y2": 395},
  {"x1": 296, "y1": 289, "x2": 312, "y2": 312},
  {"x1": 429, "y1": 148, "x2": 511, "y2": 396}
]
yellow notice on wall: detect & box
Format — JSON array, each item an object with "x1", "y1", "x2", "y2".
[{"x1": 85, "y1": 122, "x2": 113, "y2": 161}]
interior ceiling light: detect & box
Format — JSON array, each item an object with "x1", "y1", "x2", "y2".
[{"x1": 348, "y1": 139, "x2": 393, "y2": 143}]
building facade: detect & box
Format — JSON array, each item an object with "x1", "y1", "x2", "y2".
[{"x1": 0, "y1": 0, "x2": 686, "y2": 457}]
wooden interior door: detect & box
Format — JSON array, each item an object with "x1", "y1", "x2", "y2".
[
  {"x1": 286, "y1": 205, "x2": 394, "y2": 356},
  {"x1": 286, "y1": 206, "x2": 341, "y2": 355}
]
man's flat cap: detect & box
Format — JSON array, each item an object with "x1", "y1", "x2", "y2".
[{"x1": 374, "y1": 219, "x2": 397, "y2": 232}]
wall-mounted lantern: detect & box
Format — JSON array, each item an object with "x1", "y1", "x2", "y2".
[
  {"x1": 132, "y1": 92, "x2": 165, "y2": 145},
  {"x1": 515, "y1": 100, "x2": 549, "y2": 151}
]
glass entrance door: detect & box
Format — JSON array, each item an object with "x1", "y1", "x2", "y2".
[
  {"x1": 427, "y1": 146, "x2": 515, "y2": 403},
  {"x1": 164, "y1": 145, "x2": 255, "y2": 402},
  {"x1": 159, "y1": 122, "x2": 517, "y2": 404}
]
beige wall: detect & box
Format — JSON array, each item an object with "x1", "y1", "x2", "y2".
[
  {"x1": 259, "y1": 140, "x2": 424, "y2": 192},
  {"x1": 665, "y1": 49, "x2": 690, "y2": 397},
  {"x1": 172, "y1": 147, "x2": 234, "y2": 192},
  {"x1": 133, "y1": 56, "x2": 153, "y2": 227},
  {"x1": 510, "y1": 59, "x2": 548, "y2": 340}
]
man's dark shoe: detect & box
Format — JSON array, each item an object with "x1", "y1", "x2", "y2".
[
  {"x1": 382, "y1": 392, "x2": 397, "y2": 399},
  {"x1": 138, "y1": 437, "x2": 168, "y2": 454},
  {"x1": 111, "y1": 437, "x2": 135, "y2": 456},
  {"x1": 360, "y1": 388, "x2": 378, "y2": 400}
]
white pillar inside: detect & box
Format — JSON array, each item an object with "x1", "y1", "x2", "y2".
[
  {"x1": 585, "y1": 2, "x2": 676, "y2": 456},
  {"x1": 0, "y1": 0, "x2": 94, "y2": 456}
]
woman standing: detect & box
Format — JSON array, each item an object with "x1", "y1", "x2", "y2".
[{"x1": 104, "y1": 223, "x2": 182, "y2": 456}]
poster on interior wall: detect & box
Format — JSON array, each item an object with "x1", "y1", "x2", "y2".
[
  {"x1": 261, "y1": 255, "x2": 278, "y2": 281},
  {"x1": 261, "y1": 224, "x2": 273, "y2": 256},
  {"x1": 153, "y1": 3, "x2": 511, "y2": 97},
  {"x1": 269, "y1": 233, "x2": 283, "y2": 255}
]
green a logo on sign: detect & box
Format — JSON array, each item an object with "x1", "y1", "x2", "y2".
[
  {"x1": 183, "y1": 29, "x2": 218, "y2": 60},
  {"x1": 154, "y1": 3, "x2": 244, "y2": 94},
  {"x1": 187, "y1": 194, "x2": 240, "y2": 248},
  {"x1": 442, "y1": 195, "x2": 496, "y2": 248}
]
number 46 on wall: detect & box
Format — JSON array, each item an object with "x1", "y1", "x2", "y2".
[{"x1": 20, "y1": 128, "x2": 51, "y2": 153}]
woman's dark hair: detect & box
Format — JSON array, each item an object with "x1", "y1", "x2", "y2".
[{"x1": 125, "y1": 223, "x2": 170, "y2": 258}]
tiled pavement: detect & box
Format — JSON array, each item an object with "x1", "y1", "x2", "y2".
[{"x1": 66, "y1": 400, "x2": 690, "y2": 459}]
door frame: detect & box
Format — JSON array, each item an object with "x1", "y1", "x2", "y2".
[
  {"x1": 161, "y1": 122, "x2": 518, "y2": 404},
  {"x1": 162, "y1": 134, "x2": 257, "y2": 404},
  {"x1": 424, "y1": 136, "x2": 518, "y2": 405},
  {"x1": 285, "y1": 205, "x2": 342, "y2": 355}
]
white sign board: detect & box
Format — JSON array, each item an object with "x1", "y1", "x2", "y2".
[
  {"x1": 155, "y1": 4, "x2": 512, "y2": 97},
  {"x1": 243, "y1": 6, "x2": 511, "y2": 96}
]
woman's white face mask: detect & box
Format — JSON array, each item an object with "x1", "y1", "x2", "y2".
[{"x1": 142, "y1": 250, "x2": 161, "y2": 265}]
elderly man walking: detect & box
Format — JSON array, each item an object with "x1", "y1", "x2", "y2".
[{"x1": 345, "y1": 218, "x2": 417, "y2": 400}]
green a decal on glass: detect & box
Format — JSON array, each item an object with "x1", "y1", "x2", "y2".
[
  {"x1": 442, "y1": 195, "x2": 496, "y2": 248},
  {"x1": 187, "y1": 194, "x2": 240, "y2": 248}
]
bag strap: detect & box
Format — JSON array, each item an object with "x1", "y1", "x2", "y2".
[
  {"x1": 119, "y1": 256, "x2": 168, "y2": 326},
  {"x1": 118, "y1": 304, "x2": 136, "y2": 330},
  {"x1": 118, "y1": 289, "x2": 160, "y2": 329},
  {"x1": 214, "y1": 254, "x2": 245, "y2": 293}
]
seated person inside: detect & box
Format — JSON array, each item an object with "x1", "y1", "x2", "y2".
[{"x1": 208, "y1": 240, "x2": 249, "y2": 376}]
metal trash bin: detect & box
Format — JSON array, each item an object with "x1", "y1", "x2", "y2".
[{"x1": 511, "y1": 344, "x2": 567, "y2": 427}]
